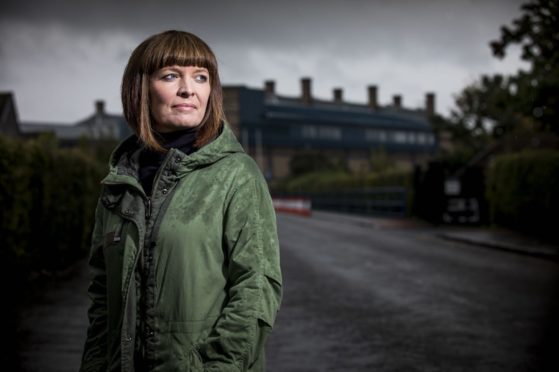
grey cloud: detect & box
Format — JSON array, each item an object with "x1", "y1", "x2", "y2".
[{"x1": 0, "y1": 0, "x2": 527, "y2": 122}]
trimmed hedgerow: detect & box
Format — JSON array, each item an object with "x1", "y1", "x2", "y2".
[
  {"x1": 0, "y1": 134, "x2": 105, "y2": 368},
  {"x1": 486, "y1": 149, "x2": 559, "y2": 239},
  {"x1": 272, "y1": 168, "x2": 415, "y2": 216},
  {"x1": 277, "y1": 168, "x2": 413, "y2": 193},
  {"x1": 0, "y1": 134, "x2": 104, "y2": 276}
]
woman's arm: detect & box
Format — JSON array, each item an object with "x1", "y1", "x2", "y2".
[
  {"x1": 80, "y1": 202, "x2": 109, "y2": 372},
  {"x1": 197, "y1": 175, "x2": 282, "y2": 372}
]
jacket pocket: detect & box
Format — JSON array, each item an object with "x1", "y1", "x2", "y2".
[{"x1": 163, "y1": 316, "x2": 219, "y2": 367}]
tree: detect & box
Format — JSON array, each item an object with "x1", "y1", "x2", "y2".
[
  {"x1": 449, "y1": 0, "x2": 559, "y2": 139},
  {"x1": 490, "y1": 0, "x2": 559, "y2": 133},
  {"x1": 450, "y1": 74, "x2": 526, "y2": 138}
]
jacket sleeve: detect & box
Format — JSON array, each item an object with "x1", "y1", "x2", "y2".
[
  {"x1": 197, "y1": 175, "x2": 283, "y2": 372},
  {"x1": 80, "y1": 201, "x2": 108, "y2": 372}
]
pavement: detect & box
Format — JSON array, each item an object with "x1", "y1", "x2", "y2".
[
  {"x1": 17, "y1": 258, "x2": 90, "y2": 371},
  {"x1": 437, "y1": 227, "x2": 559, "y2": 260},
  {"x1": 310, "y1": 210, "x2": 559, "y2": 261}
]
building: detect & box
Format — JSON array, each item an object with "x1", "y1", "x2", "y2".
[
  {"x1": 0, "y1": 92, "x2": 21, "y2": 137},
  {"x1": 3, "y1": 79, "x2": 438, "y2": 180},
  {"x1": 223, "y1": 78, "x2": 437, "y2": 180},
  {"x1": 19, "y1": 100, "x2": 132, "y2": 145}
]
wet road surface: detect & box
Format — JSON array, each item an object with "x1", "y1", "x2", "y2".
[
  {"x1": 18, "y1": 262, "x2": 90, "y2": 371},
  {"x1": 266, "y1": 212, "x2": 559, "y2": 372}
]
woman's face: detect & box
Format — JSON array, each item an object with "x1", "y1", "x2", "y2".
[{"x1": 149, "y1": 65, "x2": 211, "y2": 132}]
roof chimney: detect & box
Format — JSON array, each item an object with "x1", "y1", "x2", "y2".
[
  {"x1": 264, "y1": 80, "x2": 275, "y2": 98},
  {"x1": 301, "y1": 77, "x2": 312, "y2": 105},
  {"x1": 425, "y1": 92, "x2": 436, "y2": 117},
  {"x1": 368, "y1": 85, "x2": 378, "y2": 110},
  {"x1": 95, "y1": 100, "x2": 105, "y2": 115},
  {"x1": 333, "y1": 88, "x2": 343, "y2": 103},
  {"x1": 392, "y1": 94, "x2": 402, "y2": 109}
]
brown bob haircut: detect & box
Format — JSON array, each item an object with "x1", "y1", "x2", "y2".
[{"x1": 121, "y1": 30, "x2": 224, "y2": 152}]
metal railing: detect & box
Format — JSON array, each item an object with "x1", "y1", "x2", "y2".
[{"x1": 275, "y1": 186, "x2": 408, "y2": 217}]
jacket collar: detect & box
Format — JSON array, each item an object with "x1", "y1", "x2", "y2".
[{"x1": 101, "y1": 123, "x2": 243, "y2": 193}]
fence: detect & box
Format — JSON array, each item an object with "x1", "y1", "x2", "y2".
[{"x1": 274, "y1": 186, "x2": 407, "y2": 217}]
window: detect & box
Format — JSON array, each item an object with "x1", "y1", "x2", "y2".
[
  {"x1": 426, "y1": 134, "x2": 435, "y2": 145},
  {"x1": 301, "y1": 125, "x2": 318, "y2": 138},
  {"x1": 365, "y1": 129, "x2": 388, "y2": 142},
  {"x1": 393, "y1": 131, "x2": 407, "y2": 144},
  {"x1": 407, "y1": 132, "x2": 416, "y2": 144},
  {"x1": 301, "y1": 125, "x2": 341, "y2": 140}
]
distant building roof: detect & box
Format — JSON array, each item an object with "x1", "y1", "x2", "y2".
[
  {"x1": 76, "y1": 111, "x2": 132, "y2": 140},
  {"x1": 0, "y1": 92, "x2": 21, "y2": 137},
  {"x1": 224, "y1": 84, "x2": 437, "y2": 152},
  {"x1": 20, "y1": 122, "x2": 89, "y2": 140},
  {"x1": 264, "y1": 99, "x2": 430, "y2": 130},
  {"x1": 20, "y1": 100, "x2": 132, "y2": 142}
]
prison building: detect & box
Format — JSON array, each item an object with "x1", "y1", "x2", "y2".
[{"x1": 223, "y1": 78, "x2": 437, "y2": 180}]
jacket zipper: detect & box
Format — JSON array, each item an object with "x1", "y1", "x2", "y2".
[
  {"x1": 139, "y1": 196, "x2": 151, "y2": 363},
  {"x1": 145, "y1": 197, "x2": 152, "y2": 220},
  {"x1": 140, "y1": 150, "x2": 177, "y2": 363}
]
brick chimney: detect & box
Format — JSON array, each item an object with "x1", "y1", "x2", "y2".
[
  {"x1": 95, "y1": 100, "x2": 105, "y2": 115},
  {"x1": 392, "y1": 95, "x2": 402, "y2": 109},
  {"x1": 368, "y1": 85, "x2": 378, "y2": 110},
  {"x1": 264, "y1": 80, "x2": 275, "y2": 98},
  {"x1": 333, "y1": 88, "x2": 343, "y2": 103},
  {"x1": 425, "y1": 92, "x2": 436, "y2": 117},
  {"x1": 301, "y1": 77, "x2": 312, "y2": 105}
]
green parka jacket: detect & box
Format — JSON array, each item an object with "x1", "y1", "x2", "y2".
[{"x1": 80, "y1": 124, "x2": 282, "y2": 372}]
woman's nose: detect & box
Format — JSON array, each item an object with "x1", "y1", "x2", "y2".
[{"x1": 178, "y1": 79, "x2": 193, "y2": 97}]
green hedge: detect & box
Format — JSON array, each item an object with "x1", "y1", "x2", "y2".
[
  {"x1": 277, "y1": 168, "x2": 413, "y2": 193},
  {"x1": 486, "y1": 149, "x2": 559, "y2": 238},
  {"x1": 272, "y1": 168, "x2": 414, "y2": 216},
  {"x1": 0, "y1": 135, "x2": 104, "y2": 275},
  {"x1": 0, "y1": 135, "x2": 105, "y2": 368}
]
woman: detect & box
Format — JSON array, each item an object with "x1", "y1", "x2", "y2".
[{"x1": 80, "y1": 30, "x2": 282, "y2": 372}]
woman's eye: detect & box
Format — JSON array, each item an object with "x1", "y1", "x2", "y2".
[
  {"x1": 195, "y1": 74, "x2": 209, "y2": 83},
  {"x1": 162, "y1": 73, "x2": 178, "y2": 81}
]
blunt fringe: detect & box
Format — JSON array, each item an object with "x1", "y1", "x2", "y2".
[{"x1": 121, "y1": 30, "x2": 224, "y2": 152}]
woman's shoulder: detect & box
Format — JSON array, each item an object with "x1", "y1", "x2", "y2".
[{"x1": 219, "y1": 152, "x2": 265, "y2": 183}]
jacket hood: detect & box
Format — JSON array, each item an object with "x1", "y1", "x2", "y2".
[
  {"x1": 174, "y1": 123, "x2": 245, "y2": 174},
  {"x1": 102, "y1": 123, "x2": 244, "y2": 191}
]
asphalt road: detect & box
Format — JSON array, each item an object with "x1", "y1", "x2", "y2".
[
  {"x1": 17, "y1": 211, "x2": 559, "y2": 371},
  {"x1": 18, "y1": 262, "x2": 90, "y2": 371},
  {"x1": 266, "y1": 212, "x2": 559, "y2": 372}
]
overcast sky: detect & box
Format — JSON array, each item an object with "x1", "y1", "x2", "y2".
[{"x1": 0, "y1": 0, "x2": 527, "y2": 123}]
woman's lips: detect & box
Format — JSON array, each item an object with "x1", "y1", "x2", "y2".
[{"x1": 172, "y1": 103, "x2": 196, "y2": 111}]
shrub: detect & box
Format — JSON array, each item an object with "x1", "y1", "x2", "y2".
[
  {"x1": 486, "y1": 149, "x2": 559, "y2": 239},
  {"x1": 0, "y1": 136, "x2": 33, "y2": 272},
  {"x1": 0, "y1": 134, "x2": 104, "y2": 368},
  {"x1": 271, "y1": 168, "x2": 414, "y2": 216},
  {"x1": 0, "y1": 135, "x2": 104, "y2": 275},
  {"x1": 278, "y1": 168, "x2": 413, "y2": 194},
  {"x1": 288, "y1": 150, "x2": 347, "y2": 177}
]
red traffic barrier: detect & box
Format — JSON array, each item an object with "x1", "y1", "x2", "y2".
[{"x1": 272, "y1": 197, "x2": 312, "y2": 217}]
